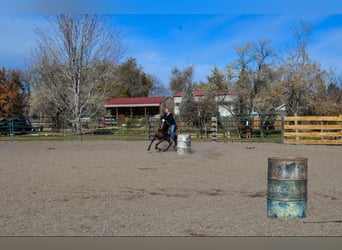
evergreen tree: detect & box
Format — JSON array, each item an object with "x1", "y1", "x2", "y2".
[{"x1": 179, "y1": 83, "x2": 197, "y2": 123}]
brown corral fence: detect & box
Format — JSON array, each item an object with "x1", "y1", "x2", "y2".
[
  {"x1": 282, "y1": 116, "x2": 342, "y2": 145},
  {"x1": 252, "y1": 116, "x2": 282, "y2": 130}
]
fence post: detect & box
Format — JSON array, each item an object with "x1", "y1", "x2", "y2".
[
  {"x1": 281, "y1": 116, "x2": 285, "y2": 144},
  {"x1": 211, "y1": 116, "x2": 217, "y2": 142},
  {"x1": 148, "y1": 116, "x2": 159, "y2": 141},
  {"x1": 148, "y1": 116, "x2": 153, "y2": 141},
  {"x1": 38, "y1": 115, "x2": 41, "y2": 140},
  {"x1": 63, "y1": 115, "x2": 66, "y2": 141},
  {"x1": 340, "y1": 115, "x2": 342, "y2": 145},
  {"x1": 10, "y1": 118, "x2": 14, "y2": 142}
]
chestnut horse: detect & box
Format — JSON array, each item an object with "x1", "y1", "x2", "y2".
[
  {"x1": 147, "y1": 119, "x2": 177, "y2": 152},
  {"x1": 237, "y1": 125, "x2": 253, "y2": 138}
]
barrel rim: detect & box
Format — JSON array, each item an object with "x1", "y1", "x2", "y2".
[
  {"x1": 178, "y1": 134, "x2": 191, "y2": 137},
  {"x1": 268, "y1": 177, "x2": 308, "y2": 181},
  {"x1": 268, "y1": 157, "x2": 307, "y2": 161},
  {"x1": 267, "y1": 198, "x2": 308, "y2": 202}
]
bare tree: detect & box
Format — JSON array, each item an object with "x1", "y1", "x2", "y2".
[
  {"x1": 169, "y1": 66, "x2": 194, "y2": 95},
  {"x1": 215, "y1": 63, "x2": 238, "y2": 117},
  {"x1": 30, "y1": 14, "x2": 125, "y2": 140},
  {"x1": 232, "y1": 43, "x2": 254, "y2": 123},
  {"x1": 251, "y1": 39, "x2": 275, "y2": 96},
  {"x1": 148, "y1": 75, "x2": 170, "y2": 97},
  {"x1": 250, "y1": 39, "x2": 281, "y2": 138},
  {"x1": 279, "y1": 21, "x2": 325, "y2": 116},
  {"x1": 253, "y1": 83, "x2": 283, "y2": 138},
  {"x1": 310, "y1": 68, "x2": 342, "y2": 115}
]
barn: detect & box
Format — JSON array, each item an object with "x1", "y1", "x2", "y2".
[{"x1": 104, "y1": 96, "x2": 173, "y2": 119}]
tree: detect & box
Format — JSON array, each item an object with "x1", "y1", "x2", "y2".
[
  {"x1": 199, "y1": 67, "x2": 226, "y2": 127},
  {"x1": 323, "y1": 70, "x2": 342, "y2": 115},
  {"x1": 232, "y1": 43, "x2": 254, "y2": 123},
  {"x1": 30, "y1": 14, "x2": 125, "y2": 140},
  {"x1": 253, "y1": 83, "x2": 283, "y2": 138},
  {"x1": 210, "y1": 63, "x2": 238, "y2": 119},
  {"x1": 148, "y1": 75, "x2": 170, "y2": 97},
  {"x1": 250, "y1": 40, "x2": 281, "y2": 137},
  {"x1": 251, "y1": 39, "x2": 275, "y2": 97},
  {"x1": 171, "y1": 66, "x2": 197, "y2": 122},
  {"x1": 325, "y1": 83, "x2": 342, "y2": 115},
  {"x1": 109, "y1": 57, "x2": 154, "y2": 98},
  {"x1": 304, "y1": 70, "x2": 342, "y2": 116},
  {"x1": 279, "y1": 21, "x2": 326, "y2": 116},
  {"x1": 197, "y1": 90, "x2": 218, "y2": 136},
  {"x1": 169, "y1": 66, "x2": 194, "y2": 95},
  {"x1": 207, "y1": 67, "x2": 227, "y2": 91},
  {"x1": 0, "y1": 68, "x2": 28, "y2": 117},
  {"x1": 179, "y1": 82, "x2": 197, "y2": 123}
]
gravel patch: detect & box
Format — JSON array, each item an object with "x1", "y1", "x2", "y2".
[{"x1": 0, "y1": 140, "x2": 341, "y2": 236}]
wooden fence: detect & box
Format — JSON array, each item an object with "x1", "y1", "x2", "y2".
[
  {"x1": 282, "y1": 116, "x2": 342, "y2": 145},
  {"x1": 252, "y1": 116, "x2": 282, "y2": 130}
]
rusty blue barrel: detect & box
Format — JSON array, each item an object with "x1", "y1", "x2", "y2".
[
  {"x1": 267, "y1": 157, "x2": 308, "y2": 219},
  {"x1": 177, "y1": 134, "x2": 191, "y2": 155}
]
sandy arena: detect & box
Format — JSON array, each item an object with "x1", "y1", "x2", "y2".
[{"x1": 0, "y1": 140, "x2": 341, "y2": 236}]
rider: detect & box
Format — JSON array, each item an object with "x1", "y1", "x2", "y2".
[{"x1": 161, "y1": 107, "x2": 177, "y2": 141}]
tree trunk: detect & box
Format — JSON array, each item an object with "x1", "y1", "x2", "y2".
[
  {"x1": 74, "y1": 71, "x2": 83, "y2": 141},
  {"x1": 259, "y1": 116, "x2": 265, "y2": 139},
  {"x1": 76, "y1": 116, "x2": 82, "y2": 141},
  {"x1": 260, "y1": 126, "x2": 265, "y2": 139}
]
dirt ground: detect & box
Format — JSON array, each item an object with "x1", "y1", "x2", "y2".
[{"x1": 0, "y1": 139, "x2": 341, "y2": 236}]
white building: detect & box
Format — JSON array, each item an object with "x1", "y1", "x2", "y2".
[{"x1": 173, "y1": 90, "x2": 236, "y2": 117}]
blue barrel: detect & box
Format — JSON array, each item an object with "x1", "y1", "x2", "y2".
[{"x1": 267, "y1": 157, "x2": 308, "y2": 219}]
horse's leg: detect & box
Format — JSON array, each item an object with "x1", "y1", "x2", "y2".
[
  {"x1": 155, "y1": 138, "x2": 164, "y2": 151},
  {"x1": 163, "y1": 137, "x2": 173, "y2": 152},
  {"x1": 173, "y1": 134, "x2": 177, "y2": 150},
  {"x1": 247, "y1": 128, "x2": 251, "y2": 138},
  {"x1": 147, "y1": 137, "x2": 156, "y2": 151},
  {"x1": 165, "y1": 127, "x2": 175, "y2": 151}
]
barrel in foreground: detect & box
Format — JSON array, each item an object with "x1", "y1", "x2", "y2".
[{"x1": 267, "y1": 157, "x2": 308, "y2": 219}]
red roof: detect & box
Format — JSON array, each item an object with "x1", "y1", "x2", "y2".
[
  {"x1": 105, "y1": 96, "x2": 169, "y2": 106},
  {"x1": 174, "y1": 89, "x2": 235, "y2": 97},
  {"x1": 173, "y1": 90, "x2": 206, "y2": 97}
]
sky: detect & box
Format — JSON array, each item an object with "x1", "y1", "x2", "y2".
[{"x1": 1, "y1": 1, "x2": 342, "y2": 86}]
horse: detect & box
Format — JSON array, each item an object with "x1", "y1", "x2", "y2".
[
  {"x1": 147, "y1": 119, "x2": 177, "y2": 152},
  {"x1": 237, "y1": 125, "x2": 253, "y2": 138}
]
